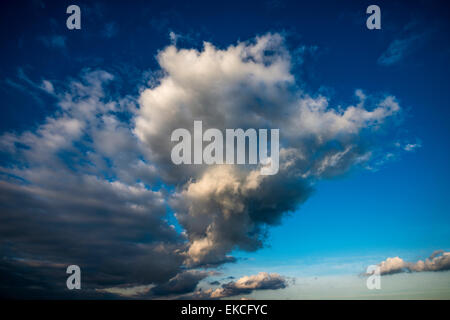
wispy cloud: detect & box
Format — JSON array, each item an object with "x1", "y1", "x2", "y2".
[
  {"x1": 403, "y1": 142, "x2": 422, "y2": 152},
  {"x1": 102, "y1": 22, "x2": 119, "y2": 39},
  {"x1": 378, "y1": 35, "x2": 421, "y2": 66},
  {"x1": 38, "y1": 35, "x2": 66, "y2": 49},
  {"x1": 3, "y1": 68, "x2": 56, "y2": 106},
  {"x1": 378, "y1": 21, "x2": 431, "y2": 66},
  {"x1": 394, "y1": 140, "x2": 422, "y2": 152}
]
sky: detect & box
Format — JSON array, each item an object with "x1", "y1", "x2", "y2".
[{"x1": 0, "y1": 0, "x2": 449, "y2": 299}]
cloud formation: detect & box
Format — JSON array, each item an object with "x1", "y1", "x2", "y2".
[
  {"x1": 0, "y1": 33, "x2": 404, "y2": 298},
  {"x1": 378, "y1": 35, "x2": 421, "y2": 66},
  {"x1": 182, "y1": 272, "x2": 288, "y2": 299},
  {"x1": 97, "y1": 270, "x2": 213, "y2": 298},
  {"x1": 370, "y1": 250, "x2": 450, "y2": 275},
  {"x1": 0, "y1": 70, "x2": 185, "y2": 297},
  {"x1": 136, "y1": 33, "x2": 402, "y2": 267},
  {"x1": 38, "y1": 35, "x2": 66, "y2": 49},
  {"x1": 377, "y1": 22, "x2": 430, "y2": 66},
  {"x1": 209, "y1": 272, "x2": 288, "y2": 298}
]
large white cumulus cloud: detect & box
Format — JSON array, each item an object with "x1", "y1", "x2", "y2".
[{"x1": 135, "y1": 33, "x2": 401, "y2": 267}]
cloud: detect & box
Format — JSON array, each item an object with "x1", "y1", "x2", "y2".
[
  {"x1": 4, "y1": 68, "x2": 57, "y2": 107},
  {"x1": 102, "y1": 22, "x2": 118, "y2": 39},
  {"x1": 378, "y1": 22, "x2": 431, "y2": 66},
  {"x1": 369, "y1": 250, "x2": 450, "y2": 275},
  {"x1": 97, "y1": 284, "x2": 155, "y2": 298},
  {"x1": 136, "y1": 33, "x2": 402, "y2": 267},
  {"x1": 151, "y1": 270, "x2": 213, "y2": 296},
  {"x1": 40, "y1": 80, "x2": 55, "y2": 94},
  {"x1": 378, "y1": 36, "x2": 419, "y2": 66},
  {"x1": 0, "y1": 33, "x2": 404, "y2": 298},
  {"x1": 184, "y1": 272, "x2": 289, "y2": 299},
  {"x1": 0, "y1": 70, "x2": 185, "y2": 298},
  {"x1": 403, "y1": 143, "x2": 422, "y2": 152},
  {"x1": 394, "y1": 140, "x2": 422, "y2": 153},
  {"x1": 211, "y1": 272, "x2": 288, "y2": 298},
  {"x1": 38, "y1": 35, "x2": 66, "y2": 49}
]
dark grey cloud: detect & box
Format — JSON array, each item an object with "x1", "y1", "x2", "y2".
[
  {"x1": 180, "y1": 272, "x2": 289, "y2": 299},
  {"x1": 0, "y1": 70, "x2": 185, "y2": 298},
  {"x1": 151, "y1": 270, "x2": 212, "y2": 296}
]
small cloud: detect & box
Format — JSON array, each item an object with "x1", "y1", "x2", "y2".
[
  {"x1": 367, "y1": 250, "x2": 450, "y2": 275},
  {"x1": 378, "y1": 21, "x2": 431, "y2": 66},
  {"x1": 355, "y1": 89, "x2": 366, "y2": 103},
  {"x1": 169, "y1": 31, "x2": 178, "y2": 45},
  {"x1": 151, "y1": 270, "x2": 213, "y2": 296},
  {"x1": 3, "y1": 69, "x2": 56, "y2": 106},
  {"x1": 395, "y1": 140, "x2": 422, "y2": 152},
  {"x1": 40, "y1": 80, "x2": 55, "y2": 94},
  {"x1": 378, "y1": 35, "x2": 420, "y2": 66},
  {"x1": 208, "y1": 272, "x2": 289, "y2": 298},
  {"x1": 168, "y1": 30, "x2": 198, "y2": 46},
  {"x1": 97, "y1": 284, "x2": 155, "y2": 297},
  {"x1": 102, "y1": 22, "x2": 118, "y2": 39},
  {"x1": 39, "y1": 35, "x2": 66, "y2": 49},
  {"x1": 403, "y1": 143, "x2": 421, "y2": 152}
]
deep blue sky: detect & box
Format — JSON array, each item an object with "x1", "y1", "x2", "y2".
[{"x1": 1, "y1": 0, "x2": 449, "y2": 290}]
